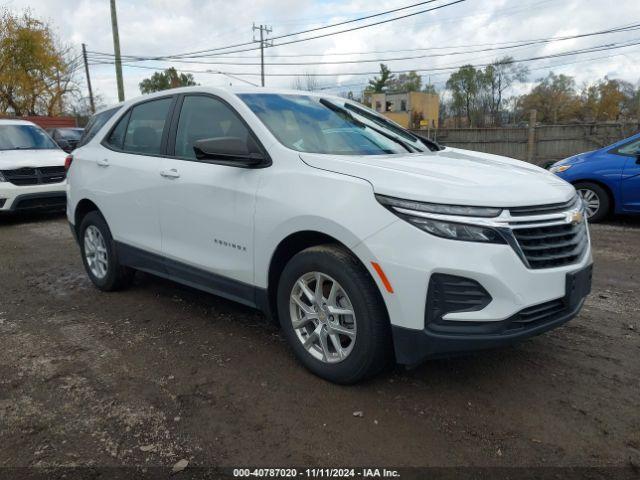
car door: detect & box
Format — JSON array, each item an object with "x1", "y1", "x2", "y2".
[
  {"x1": 158, "y1": 94, "x2": 265, "y2": 298},
  {"x1": 95, "y1": 96, "x2": 175, "y2": 254},
  {"x1": 618, "y1": 137, "x2": 640, "y2": 212}
]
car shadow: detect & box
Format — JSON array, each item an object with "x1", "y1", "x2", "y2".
[
  {"x1": 599, "y1": 214, "x2": 640, "y2": 228},
  {"x1": 0, "y1": 210, "x2": 67, "y2": 226}
]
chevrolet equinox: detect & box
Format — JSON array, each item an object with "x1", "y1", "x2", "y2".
[{"x1": 67, "y1": 87, "x2": 593, "y2": 383}]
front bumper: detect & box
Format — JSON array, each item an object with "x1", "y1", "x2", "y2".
[
  {"x1": 392, "y1": 276, "x2": 589, "y2": 365},
  {"x1": 354, "y1": 211, "x2": 593, "y2": 363},
  {"x1": 0, "y1": 182, "x2": 67, "y2": 212}
]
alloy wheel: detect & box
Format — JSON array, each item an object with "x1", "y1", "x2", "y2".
[
  {"x1": 289, "y1": 272, "x2": 357, "y2": 364},
  {"x1": 84, "y1": 225, "x2": 109, "y2": 279},
  {"x1": 577, "y1": 188, "x2": 600, "y2": 218}
]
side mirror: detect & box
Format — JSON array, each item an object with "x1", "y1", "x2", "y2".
[{"x1": 193, "y1": 136, "x2": 266, "y2": 168}]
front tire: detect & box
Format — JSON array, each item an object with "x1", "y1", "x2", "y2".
[
  {"x1": 79, "y1": 211, "x2": 134, "y2": 291},
  {"x1": 575, "y1": 182, "x2": 610, "y2": 223},
  {"x1": 277, "y1": 245, "x2": 392, "y2": 384}
]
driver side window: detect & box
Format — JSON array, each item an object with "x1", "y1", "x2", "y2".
[{"x1": 174, "y1": 95, "x2": 250, "y2": 160}]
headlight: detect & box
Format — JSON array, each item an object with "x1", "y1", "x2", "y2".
[
  {"x1": 376, "y1": 194, "x2": 502, "y2": 218},
  {"x1": 376, "y1": 195, "x2": 506, "y2": 244},
  {"x1": 408, "y1": 217, "x2": 505, "y2": 243},
  {"x1": 550, "y1": 164, "x2": 572, "y2": 174}
]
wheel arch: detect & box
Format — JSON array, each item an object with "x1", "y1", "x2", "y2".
[
  {"x1": 74, "y1": 198, "x2": 102, "y2": 235},
  {"x1": 264, "y1": 230, "x2": 389, "y2": 326}
]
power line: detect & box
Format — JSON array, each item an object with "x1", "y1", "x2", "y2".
[
  {"x1": 87, "y1": 23, "x2": 640, "y2": 67},
  {"x1": 88, "y1": 0, "x2": 555, "y2": 62},
  {"x1": 88, "y1": 38, "x2": 640, "y2": 80},
  {"x1": 176, "y1": 0, "x2": 444, "y2": 59},
  {"x1": 88, "y1": 0, "x2": 467, "y2": 62}
]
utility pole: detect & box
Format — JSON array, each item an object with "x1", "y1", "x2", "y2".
[
  {"x1": 110, "y1": 0, "x2": 125, "y2": 102},
  {"x1": 253, "y1": 23, "x2": 272, "y2": 87},
  {"x1": 81, "y1": 43, "x2": 95, "y2": 114}
]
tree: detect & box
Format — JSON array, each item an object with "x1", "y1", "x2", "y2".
[
  {"x1": 367, "y1": 64, "x2": 394, "y2": 93},
  {"x1": 423, "y1": 83, "x2": 437, "y2": 95},
  {"x1": 519, "y1": 72, "x2": 581, "y2": 123},
  {"x1": 481, "y1": 56, "x2": 528, "y2": 125},
  {"x1": 446, "y1": 65, "x2": 482, "y2": 127},
  {"x1": 291, "y1": 72, "x2": 320, "y2": 91},
  {"x1": 139, "y1": 67, "x2": 197, "y2": 94},
  {"x1": 581, "y1": 77, "x2": 636, "y2": 121},
  {"x1": 0, "y1": 8, "x2": 78, "y2": 116},
  {"x1": 388, "y1": 71, "x2": 422, "y2": 92}
]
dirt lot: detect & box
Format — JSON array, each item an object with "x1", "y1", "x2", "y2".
[{"x1": 0, "y1": 213, "x2": 638, "y2": 476}]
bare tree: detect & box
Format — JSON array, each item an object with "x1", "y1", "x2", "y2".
[{"x1": 291, "y1": 73, "x2": 320, "y2": 92}]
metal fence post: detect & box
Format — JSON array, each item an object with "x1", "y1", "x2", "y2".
[{"x1": 527, "y1": 109, "x2": 537, "y2": 164}]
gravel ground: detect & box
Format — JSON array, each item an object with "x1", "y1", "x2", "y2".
[{"x1": 0, "y1": 212, "x2": 638, "y2": 476}]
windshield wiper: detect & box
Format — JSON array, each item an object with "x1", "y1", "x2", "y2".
[
  {"x1": 344, "y1": 102, "x2": 442, "y2": 152},
  {"x1": 319, "y1": 98, "x2": 417, "y2": 153}
]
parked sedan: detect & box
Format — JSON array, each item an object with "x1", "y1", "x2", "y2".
[
  {"x1": 47, "y1": 127, "x2": 84, "y2": 153},
  {"x1": 550, "y1": 132, "x2": 640, "y2": 222}
]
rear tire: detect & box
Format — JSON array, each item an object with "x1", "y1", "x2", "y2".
[
  {"x1": 575, "y1": 182, "x2": 610, "y2": 223},
  {"x1": 277, "y1": 245, "x2": 392, "y2": 384},
  {"x1": 79, "y1": 211, "x2": 134, "y2": 291}
]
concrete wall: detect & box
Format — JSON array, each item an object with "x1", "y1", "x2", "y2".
[{"x1": 412, "y1": 122, "x2": 640, "y2": 165}]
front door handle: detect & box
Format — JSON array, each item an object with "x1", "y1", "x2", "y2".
[
  {"x1": 160, "y1": 168, "x2": 180, "y2": 179},
  {"x1": 97, "y1": 158, "x2": 110, "y2": 167}
]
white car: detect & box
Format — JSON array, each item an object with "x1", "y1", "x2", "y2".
[
  {"x1": 66, "y1": 87, "x2": 593, "y2": 383},
  {"x1": 0, "y1": 119, "x2": 67, "y2": 213}
]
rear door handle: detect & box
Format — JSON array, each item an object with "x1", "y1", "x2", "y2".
[
  {"x1": 160, "y1": 168, "x2": 180, "y2": 179},
  {"x1": 97, "y1": 158, "x2": 110, "y2": 167}
]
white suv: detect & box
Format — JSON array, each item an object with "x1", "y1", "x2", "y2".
[
  {"x1": 0, "y1": 120, "x2": 67, "y2": 213},
  {"x1": 67, "y1": 87, "x2": 593, "y2": 383}
]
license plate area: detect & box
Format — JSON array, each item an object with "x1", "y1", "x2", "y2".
[{"x1": 566, "y1": 264, "x2": 593, "y2": 308}]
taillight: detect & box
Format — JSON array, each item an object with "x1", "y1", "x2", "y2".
[{"x1": 64, "y1": 154, "x2": 73, "y2": 171}]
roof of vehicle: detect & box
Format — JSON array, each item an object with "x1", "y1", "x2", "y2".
[
  {"x1": 95, "y1": 85, "x2": 344, "y2": 115},
  {"x1": 0, "y1": 119, "x2": 38, "y2": 127}
]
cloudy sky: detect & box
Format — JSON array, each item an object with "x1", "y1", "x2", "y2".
[{"x1": 5, "y1": 0, "x2": 640, "y2": 105}]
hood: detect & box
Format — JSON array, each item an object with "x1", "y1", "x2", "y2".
[
  {"x1": 554, "y1": 150, "x2": 596, "y2": 167},
  {"x1": 300, "y1": 147, "x2": 575, "y2": 207},
  {"x1": 0, "y1": 149, "x2": 66, "y2": 170}
]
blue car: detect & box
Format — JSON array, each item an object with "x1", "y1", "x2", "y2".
[{"x1": 550, "y1": 132, "x2": 640, "y2": 222}]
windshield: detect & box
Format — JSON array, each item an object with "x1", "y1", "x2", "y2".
[
  {"x1": 240, "y1": 93, "x2": 422, "y2": 155},
  {"x1": 0, "y1": 125, "x2": 59, "y2": 151}
]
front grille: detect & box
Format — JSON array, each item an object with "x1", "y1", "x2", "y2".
[
  {"x1": 512, "y1": 221, "x2": 588, "y2": 269},
  {"x1": 425, "y1": 274, "x2": 492, "y2": 329},
  {"x1": 509, "y1": 196, "x2": 579, "y2": 217},
  {"x1": 0, "y1": 166, "x2": 66, "y2": 186}
]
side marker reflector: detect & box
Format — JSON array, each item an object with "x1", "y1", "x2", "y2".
[{"x1": 371, "y1": 262, "x2": 394, "y2": 294}]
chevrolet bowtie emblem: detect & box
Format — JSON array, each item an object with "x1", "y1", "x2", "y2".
[{"x1": 567, "y1": 211, "x2": 584, "y2": 225}]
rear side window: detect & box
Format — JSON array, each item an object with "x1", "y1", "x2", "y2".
[
  {"x1": 105, "y1": 111, "x2": 131, "y2": 150},
  {"x1": 79, "y1": 107, "x2": 118, "y2": 147},
  {"x1": 123, "y1": 98, "x2": 172, "y2": 155}
]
